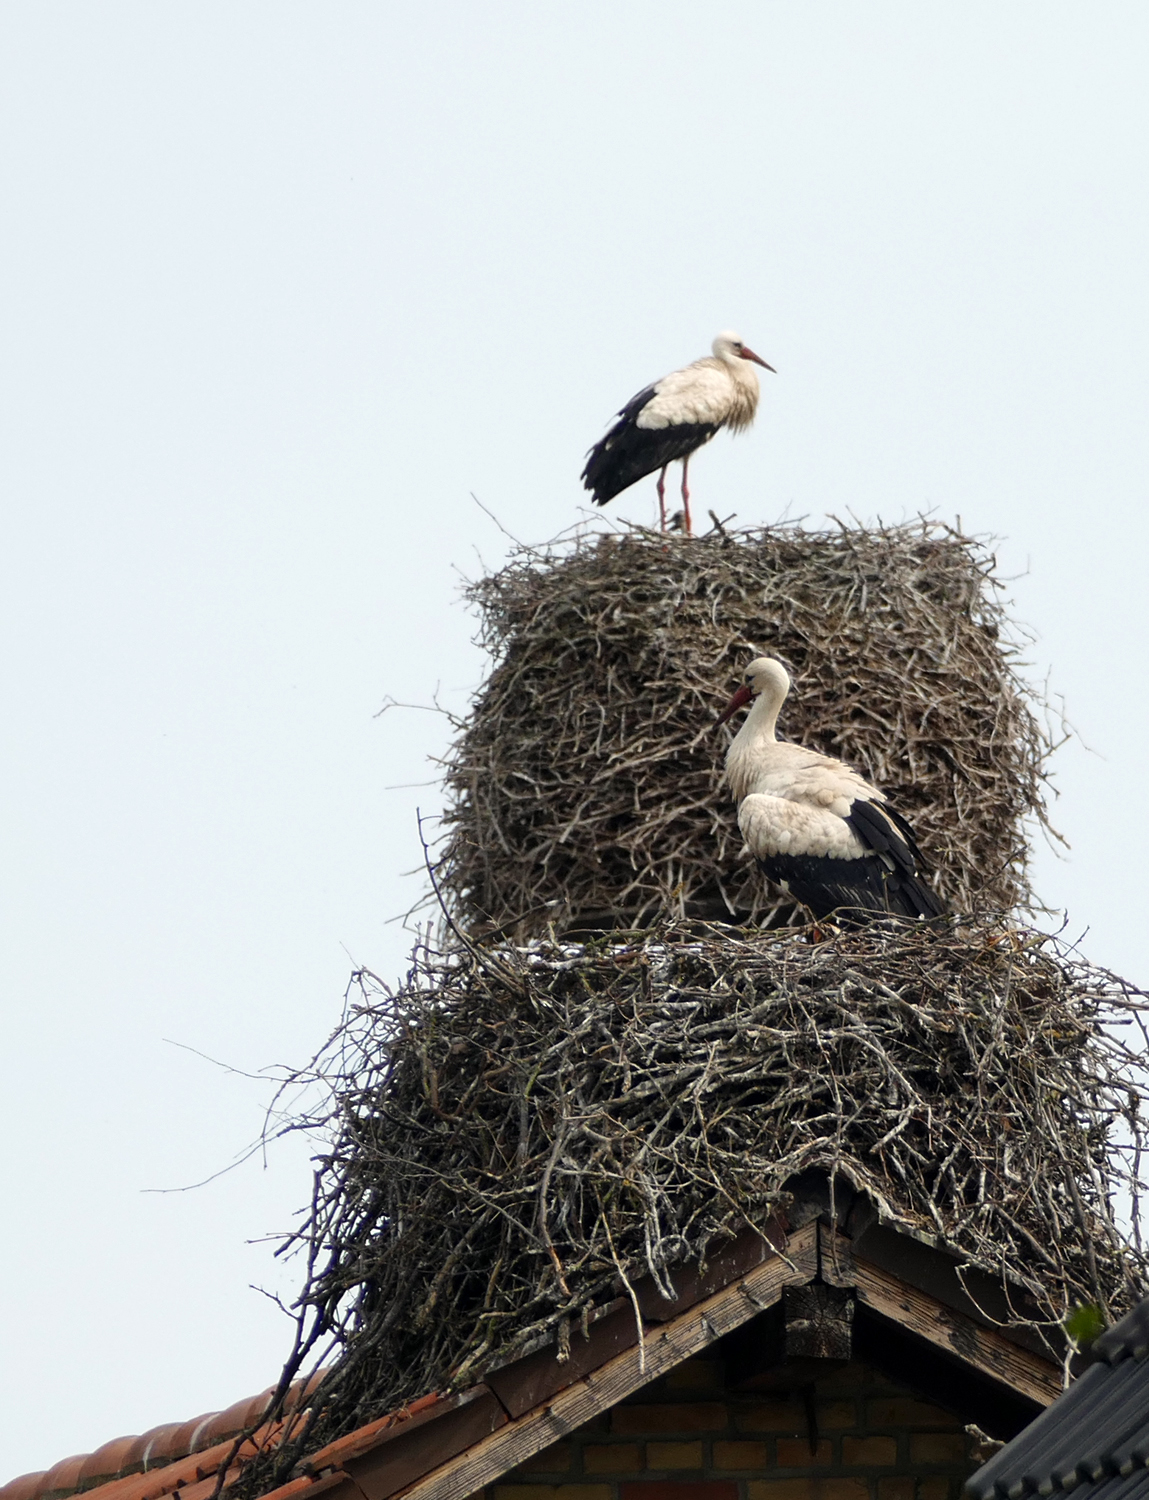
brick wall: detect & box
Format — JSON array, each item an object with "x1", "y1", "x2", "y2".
[{"x1": 483, "y1": 1356, "x2": 976, "y2": 1500}]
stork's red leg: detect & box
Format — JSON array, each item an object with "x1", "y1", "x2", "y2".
[
  {"x1": 656, "y1": 465, "x2": 668, "y2": 531},
  {"x1": 681, "y1": 455, "x2": 693, "y2": 536}
]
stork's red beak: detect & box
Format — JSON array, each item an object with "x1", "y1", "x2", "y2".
[
  {"x1": 741, "y1": 346, "x2": 776, "y2": 373},
  {"x1": 716, "y1": 682, "x2": 753, "y2": 726}
]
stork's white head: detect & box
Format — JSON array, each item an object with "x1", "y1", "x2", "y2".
[
  {"x1": 715, "y1": 656, "x2": 791, "y2": 726},
  {"x1": 712, "y1": 331, "x2": 776, "y2": 372}
]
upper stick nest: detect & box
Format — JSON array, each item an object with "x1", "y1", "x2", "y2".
[
  {"x1": 436, "y1": 520, "x2": 1059, "y2": 938},
  {"x1": 250, "y1": 917, "x2": 1149, "y2": 1492}
]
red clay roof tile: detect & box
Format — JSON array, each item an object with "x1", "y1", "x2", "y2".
[
  {"x1": 159, "y1": 1418, "x2": 213, "y2": 1465},
  {"x1": 0, "y1": 1378, "x2": 323, "y2": 1500},
  {"x1": 68, "y1": 1431, "x2": 274, "y2": 1500},
  {"x1": 76, "y1": 1440, "x2": 141, "y2": 1489},
  {"x1": 0, "y1": 1479, "x2": 47, "y2": 1500},
  {"x1": 136, "y1": 1428, "x2": 187, "y2": 1473},
  {"x1": 255, "y1": 1474, "x2": 348, "y2": 1500},
  {"x1": 40, "y1": 1457, "x2": 88, "y2": 1497},
  {"x1": 207, "y1": 1393, "x2": 277, "y2": 1442},
  {"x1": 109, "y1": 1438, "x2": 149, "y2": 1480},
  {"x1": 0, "y1": 1382, "x2": 459, "y2": 1500},
  {"x1": 300, "y1": 1391, "x2": 451, "y2": 1474},
  {"x1": 171, "y1": 1478, "x2": 235, "y2": 1500},
  {"x1": 0, "y1": 1401, "x2": 279, "y2": 1500}
]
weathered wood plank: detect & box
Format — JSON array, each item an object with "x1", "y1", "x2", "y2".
[
  {"x1": 345, "y1": 1390, "x2": 507, "y2": 1499},
  {"x1": 782, "y1": 1283, "x2": 854, "y2": 1360},
  {"x1": 851, "y1": 1256, "x2": 1061, "y2": 1406},
  {"x1": 390, "y1": 1224, "x2": 819, "y2": 1500}
]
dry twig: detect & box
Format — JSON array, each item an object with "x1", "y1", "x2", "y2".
[{"x1": 243, "y1": 918, "x2": 1149, "y2": 1492}]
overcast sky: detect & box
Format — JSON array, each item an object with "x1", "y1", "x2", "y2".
[{"x1": 3, "y1": 1, "x2": 1148, "y2": 1481}]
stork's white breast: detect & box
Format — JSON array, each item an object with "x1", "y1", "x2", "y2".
[
  {"x1": 738, "y1": 793, "x2": 868, "y2": 861},
  {"x1": 726, "y1": 739, "x2": 878, "y2": 813},
  {"x1": 753, "y1": 766, "x2": 859, "y2": 819},
  {"x1": 636, "y1": 361, "x2": 734, "y2": 430}
]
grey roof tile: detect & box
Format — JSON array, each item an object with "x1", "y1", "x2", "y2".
[
  {"x1": 1095, "y1": 1301, "x2": 1149, "y2": 1365},
  {"x1": 967, "y1": 1297, "x2": 1149, "y2": 1500}
]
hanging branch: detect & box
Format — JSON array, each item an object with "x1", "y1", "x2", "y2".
[{"x1": 234, "y1": 916, "x2": 1149, "y2": 1497}]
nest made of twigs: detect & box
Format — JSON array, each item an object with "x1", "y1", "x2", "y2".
[
  {"x1": 435, "y1": 519, "x2": 1060, "y2": 939},
  {"x1": 251, "y1": 917, "x2": 1148, "y2": 1487}
]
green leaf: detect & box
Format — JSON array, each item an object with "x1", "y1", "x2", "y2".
[{"x1": 1063, "y1": 1302, "x2": 1106, "y2": 1350}]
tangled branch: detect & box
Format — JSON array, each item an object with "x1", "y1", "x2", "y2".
[
  {"x1": 247, "y1": 917, "x2": 1149, "y2": 1491},
  {"x1": 436, "y1": 520, "x2": 1060, "y2": 937}
]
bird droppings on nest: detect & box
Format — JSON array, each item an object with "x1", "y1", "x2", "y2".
[
  {"x1": 436, "y1": 519, "x2": 1061, "y2": 941},
  {"x1": 246, "y1": 917, "x2": 1149, "y2": 1491}
]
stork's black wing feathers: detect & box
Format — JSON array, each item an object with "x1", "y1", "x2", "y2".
[
  {"x1": 760, "y1": 852, "x2": 907, "y2": 925},
  {"x1": 756, "y1": 799, "x2": 943, "y2": 925},
  {"x1": 581, "y1": 383, "x2": 718, "y2": 505},
  {"x1": 843, "y1": 799, "x2": 945, "y2": 919},
  {"x1": 845, "y1": 799, "x2": 918, "y2": 875},
  {"x1": 617, "y1": 383, "x2": 660, "y2": 426},
  {"x1": 871, "y1": 798, "x2": 931, "y2": 867}
]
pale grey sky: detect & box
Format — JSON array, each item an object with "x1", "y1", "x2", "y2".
[{"x1": 2, "y1": 1, "x2": 1148, "y2": 1480}]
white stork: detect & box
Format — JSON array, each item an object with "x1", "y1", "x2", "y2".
[
  {"x1": 717, "y1": 656, "x2": 945, "y2": 924},
  {"x1": 581, "y1": 332, "x2": 775, "y2": 536}
]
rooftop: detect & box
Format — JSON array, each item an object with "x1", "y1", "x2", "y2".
[
  {"x1": 5, "y1": 1199, "x2": 1066, "y2": 1500},
  {"x1": 967, "y1": 1297, "x2": 1149, "y2": 1500}
]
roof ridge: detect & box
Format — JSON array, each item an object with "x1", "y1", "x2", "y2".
[{"x1": 0, "y1": 1375, "x2": 323, "y2": 1500}]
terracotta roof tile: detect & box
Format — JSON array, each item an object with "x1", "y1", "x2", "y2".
[
  {"x1": 187, "y1": 1412, "x2": 238, "y2": 1454},
  {"x1": 108, "y1": 1439, "x2": 150, "y2": 1481},
  {"x1": 300, "y1": 1391, "x2": 450, "y2": 1474},
  {"x1": 0, "y1": 1371, "x2": 344, "y2": 1500},
  {"x1": 76, "y1": 1441, "x2": 141, "y2": 1490},
  {"x1": 172, "y1": 1479, "x2": 235, "y2": 1500},
  {"x1": 0, "y1": 1381, "x2": 462, "y2": 1500},
  {"x1": 135, "y1": 1429, "x2": 188, "y2": 1475},
  {"x1": 40, "y1": 1457, "x2": 89, "y2": 1498},
  {"x1": 158, "y1": 1418, "x2": 213, "y2": 1466},
  {"x1": 0, "y1": 1387, "x2": 292, "y2": 1500},
  {"x1": 206, "y1": 1394, "x2": 278, "y2": 1444},
  {"x1": 258, "y1": 1475, "x2": 348, "y2": 1500},
  {"x1": 0, "y1": 1479, "x2": 47, "y2": 1500},
  {"x1": 76, "y1": 1431, "x2": 273, "y2": 1500}
]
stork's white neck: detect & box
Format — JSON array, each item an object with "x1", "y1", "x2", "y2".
[
  {"x1": 724, "y1": 685, "x2": 784, "y2": 801},
  {"x1": 731, "y1": 686, "x2": 783, "y2": 748}
]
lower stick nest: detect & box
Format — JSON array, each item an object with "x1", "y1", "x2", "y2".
[
  {"x1": 254, "y1": 918, "x2": 1148, "y2": 1485},
  {"x1": 436, "y1": 520, "x2": 1059, "y2": 937}
]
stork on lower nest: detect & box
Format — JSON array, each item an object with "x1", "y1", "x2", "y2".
[
  {"x1": 717, "y1": 656, "x2": 945, "y2": 924},
  {"x1": 581, "y1": 331, "x2": 775, "y2": 536}
]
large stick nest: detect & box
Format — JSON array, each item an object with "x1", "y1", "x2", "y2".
[
  {"x1": 436, "y1": 520, "x2": 1059, "y2": 937},
  {"x1": 252, "y1": 918, "x2": 1149, "y2": 1489}
]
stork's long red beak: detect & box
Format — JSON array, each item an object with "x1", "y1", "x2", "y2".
[
  {"x1": 741, "y1": 346, "x2": 776, "y2": 373},
  {"x1": 716, "y1": 682, "x2": 753, "y2": 726}
]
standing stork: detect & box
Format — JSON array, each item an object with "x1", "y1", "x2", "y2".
[
  {"x1": 581, "y1": 332, "x2": 775, "y2": 535},
  {"x1": 716, "y1": 657, "x2": 945, "y2": 924}
]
